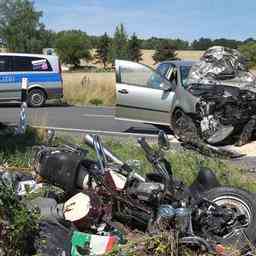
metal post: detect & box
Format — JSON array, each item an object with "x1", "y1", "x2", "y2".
[{"x1": 17, "y1": 78, "x2": 28, "y2": 134}]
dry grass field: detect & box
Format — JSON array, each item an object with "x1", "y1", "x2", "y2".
[
  {"x1": 63, "y1": 72, "x2": 116, "y2": 106},
  {"x1": 141, "y1": 49, "x2": 204, "y2": 67},
  {"x1": 63, "y1": 50, "x2": 204, "y2": 106}
]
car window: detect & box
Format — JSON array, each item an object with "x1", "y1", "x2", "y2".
[
  {"x1": 120, "y1": 64, "x2": 171, "y2": 90},
  {"x1": 13, "y1": 56, "x2": 53, "y2": 72},
  {"x1": 156, "y1": 63, "x2": 171, "y2": 77},
  {"x1": 180, "y1": 65, "x2": 192, "y2": 88},
  {"x1": 166, "y1": 66, "x2": 178, "y2": 85},
  {"x1": 0, "y1": 56, "x2": 12, "y2": 72}
]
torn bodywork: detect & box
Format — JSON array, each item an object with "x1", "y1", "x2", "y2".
[{"x1": 186, "y1": 46, "x2": 256, "y2": 145}]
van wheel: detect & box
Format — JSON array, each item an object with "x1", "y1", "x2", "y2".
[{"x1": 28, "y1": 89, "x2": 46, "y2": 107}]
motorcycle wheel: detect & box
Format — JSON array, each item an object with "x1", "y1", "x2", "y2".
[{"x1": 202, "y1": 186, "x2": 256, "y2": 250}]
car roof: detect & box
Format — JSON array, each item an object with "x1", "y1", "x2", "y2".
[
  {"x1": 158, "y1": 60, "x2": 197, "y2": 67},
  {"x1": 0, "y1": 52, "x2": 58, "y2": 60}
]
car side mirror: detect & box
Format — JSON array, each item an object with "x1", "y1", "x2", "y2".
[
  {"x1": 160, "y1": 82, "x2": 172, "y2": 91},
  {"x1": 158, "y1": 130, "x2": 170, "y2": 150}
]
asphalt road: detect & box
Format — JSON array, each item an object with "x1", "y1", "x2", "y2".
[
  {"x1": 0, "y1": 103, "x2": 171, "y2": 136},
  {"x1": 2, "y1": 102, "x2": 256, "y2": 171}
]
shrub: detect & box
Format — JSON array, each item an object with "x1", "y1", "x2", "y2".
[
  {"x1": 89, "y1": 98, "x2": 103, "y2": 106},
  {"x1": 239, "y1": 42, "x2": 256, "y2": 68},
  {"x1": 0, "y1": 179, "x2": 38, "y2": 255}
]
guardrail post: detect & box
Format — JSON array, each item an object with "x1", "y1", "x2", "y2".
[{"x1": 17, "y1": 78, "x2": 28, "y2": 134}]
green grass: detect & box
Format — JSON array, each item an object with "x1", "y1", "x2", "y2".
[
  {"x1": 0, "y1": 128, "x2": 255, "y2": 193},
  {"x1": 0, "y1": 126, "x2": 43, "y2": 169},
  {"x1": 103, "y1": 137, "x2": 256, "y2": 192},
  {"x1": 0, "y1": 171, "x2": 39, "y2": 255}
]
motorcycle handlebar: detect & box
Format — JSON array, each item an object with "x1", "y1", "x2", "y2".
[{"x1": 137, "y1": 137, "x2": 154, "y2": 160}]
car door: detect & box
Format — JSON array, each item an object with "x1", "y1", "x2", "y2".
[
  {"x1": 115, "y1": 60, "x2": 175, "y2": 125},
  {"x1": 0, "y1": 55, "x2": 16, "y2": 100}
]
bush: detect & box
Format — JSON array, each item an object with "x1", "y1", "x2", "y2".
[
  {"x1": 55, "y1": 30, "x2": 92, "y2": 68},
  {"x1": 0, "y1": 180, "x2": 38, "y2": 255},
  {"x1": 153, "y1": 40, "x2": 178, "y2": 64},
  {"x1": 89, "y1": 98, "x2": 103, "y2": 106},
  {"x1": 239, "y1": 42, "x2": 256, "y2": 68}
]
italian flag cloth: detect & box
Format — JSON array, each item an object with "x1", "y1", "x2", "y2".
[{"x1": 71, "y1": 231, "x2": 118, "y2": 256}]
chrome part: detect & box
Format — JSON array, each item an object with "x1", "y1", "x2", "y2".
[{"x1": 84, "y1": 134, "x2": 124, "y2": 166}]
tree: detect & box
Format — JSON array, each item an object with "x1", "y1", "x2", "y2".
[
  {"x1": 152, "y1": 40, "x2": 177, "y2": 64},
  {"x1": 0, "y1": 0, "x2": 52, "y2": 53},
  {"x1": 239, "y1": 42, "x2": 256, "y2": 68},
  {"x1": 243, "y1": 38, "x2": 256, "y2": 44},
  {"x1": 141, "y1": 37, "x2": 189, "y2": 50},
  {"x1": 55, "y1": 30, "x2": 92, "y2": 68},
  {"x1": 94, "y1": 32, "x2": 111, "y2": 69},
  {"x1": 109, "y1": 24, "x2": 128, "y2": 63},
  {"x1": 191, "y1": 38, "x2": 213, "y2": 50},
  {"x1": 128, "y1": 33, "x2": 142, "y2": 62}
]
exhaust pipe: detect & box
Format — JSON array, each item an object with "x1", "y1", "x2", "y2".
[{"x1": 84, "y1": 134, "x2": 124, "y2": 166}]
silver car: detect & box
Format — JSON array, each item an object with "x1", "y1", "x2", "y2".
[
  {"x1": 115, "y1": 60, "x2": 200, "y2": 138},
  {"x1": 116, "y1": 57, "x2": 256, "y2": 146}
]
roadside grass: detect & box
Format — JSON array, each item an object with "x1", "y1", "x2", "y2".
[
  {"x1": 1, "y1": 128, "x2": 255, "y2": 192},
  {"x1": 63, "y1": 72, "x2": 116, "y2": 106},
  {"x1": 103, "y1": 137, "x2": 256, "y2": 192},
  {"x1": 0, "y1": 126, "x2": 43, "y2": 169}
]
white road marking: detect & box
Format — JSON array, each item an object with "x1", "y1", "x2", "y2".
[
  {"x1": 79, "y1": 105, "x2": 115, "y2": 110},
  {"x1": 82, "y1": 114, "x2": 114, "y2": 118}
]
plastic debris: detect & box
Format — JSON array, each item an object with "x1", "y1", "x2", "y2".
[
  {"x1": 71, "y1": 231, "x2": 118, "y2": 256},
  {"x1": 17, "y1": 180, "x2": 43, "y2": 196}
]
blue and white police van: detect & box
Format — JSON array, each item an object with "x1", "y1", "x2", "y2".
[{"x1": 0, "y1": 53, "x2": 63, "y2": 107}]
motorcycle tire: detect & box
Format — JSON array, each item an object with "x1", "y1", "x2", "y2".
[{"x1": 201, "y1": 186, "x2": 256, "y2": 250}]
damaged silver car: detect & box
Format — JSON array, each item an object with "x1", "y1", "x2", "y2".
[{"x1": 115, "y1": 46, "x2": 256, "y2": 145}]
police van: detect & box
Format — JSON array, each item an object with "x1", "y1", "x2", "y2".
[{"x1": 0, "y1": 53, "x2": 63, "y2": 107}]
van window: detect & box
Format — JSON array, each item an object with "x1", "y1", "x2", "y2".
[
  {"x1": 13, "y1": 56, "x2": 53, "y2": 72},
  {"x1": 0, "y1": 56, "x2": 12, "y2": 72}
]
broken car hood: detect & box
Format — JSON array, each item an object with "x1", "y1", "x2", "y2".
[{"x1": 187, "y1": 46, "x2": 256, "y2": 94}]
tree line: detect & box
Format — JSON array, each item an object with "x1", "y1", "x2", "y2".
[{"x1": 1, "y1": 0, "x2": 256, "y2": 68}]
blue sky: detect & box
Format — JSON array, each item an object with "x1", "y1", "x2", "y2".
[{"x1": 35, "y1": 0, "x2": 256, "y2": 41}]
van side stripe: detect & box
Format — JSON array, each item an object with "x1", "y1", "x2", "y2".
[
  {"x1": 14, "y1": 73, "x2": 61, "y2": 82},
  {"x1": 0, "y1": 73, "x2": 61, "y2": 83}
]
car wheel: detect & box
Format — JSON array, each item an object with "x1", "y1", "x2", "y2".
[
  {"x1": 28, "y1": 89, "x2": 46, "y2": 107},
  {"x1": 171, "y1": 109, "x2": 199, "y2": 143}
]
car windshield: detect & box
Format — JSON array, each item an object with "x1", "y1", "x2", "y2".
[{"x1": 180, "y1": 65, "x2": 192, "y2": 88}]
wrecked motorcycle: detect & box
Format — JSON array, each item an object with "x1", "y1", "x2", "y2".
[{"x1": 32, "y1": 131, "x2": 256, "y2": 254}]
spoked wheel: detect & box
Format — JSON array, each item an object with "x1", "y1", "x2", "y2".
[
  {"x1": 171, "y1": 109, "x2": 199, "y2": 143},
  {"x1": 200, "y1": 187, "x2": 256, "y2": 250}
]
